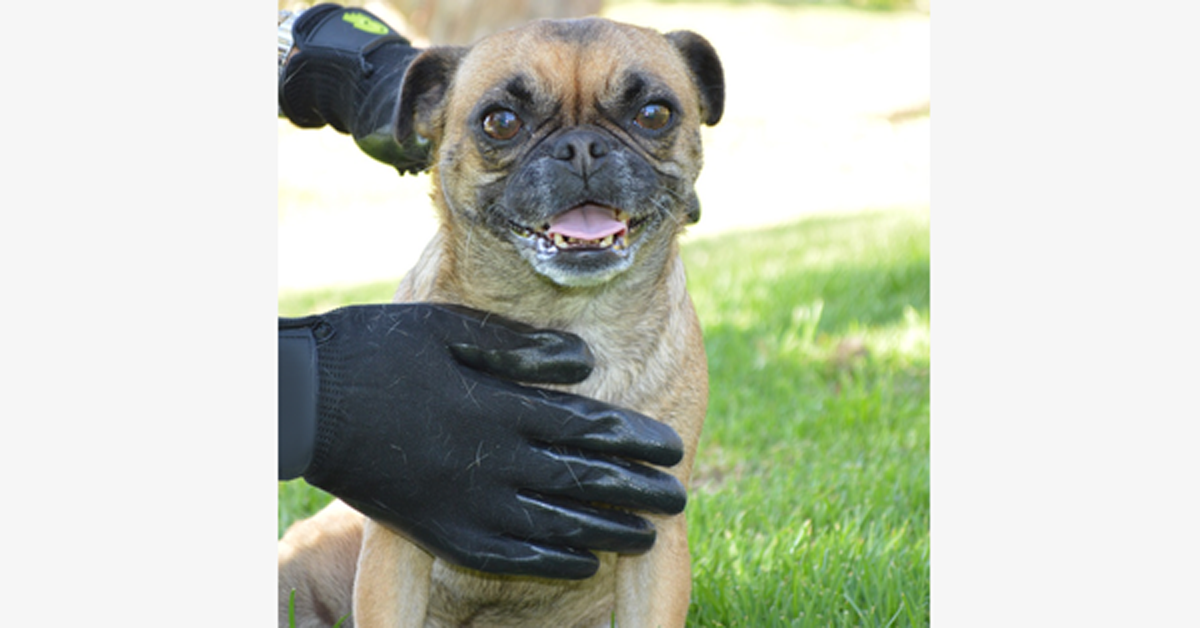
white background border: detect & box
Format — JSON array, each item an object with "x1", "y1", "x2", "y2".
[{"x1": 3, "y1": 1, "x2": 1197, "y2": 625}]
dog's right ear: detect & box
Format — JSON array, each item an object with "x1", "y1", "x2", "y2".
[{"x1": 393, "y1": 46, "x2": 469, "y2": 150}]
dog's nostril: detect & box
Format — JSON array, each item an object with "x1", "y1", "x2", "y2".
[
  {"x1": 552, "y1": 131, "x2": 609, "y2": 168},
  {"x1": 554, "y1": 142, "x2": 576, "y2": 162}
]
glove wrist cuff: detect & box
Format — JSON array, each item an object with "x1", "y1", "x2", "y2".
[
  {"x1": 278, "y1": 4, "x2": 409, "y2": 132},
  {"x1": 278, "y1": 323, "x2": 319, "y2": 480},
  {"x1": 293, "y1": 4, "x2": 408, "y2": 60}
]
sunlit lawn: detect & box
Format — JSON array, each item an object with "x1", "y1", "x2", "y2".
[{"x1": 682, "y1": 209, "x2": 929, "y2": 626}]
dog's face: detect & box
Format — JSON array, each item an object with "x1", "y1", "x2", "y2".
[{"x1": 395, "y1": 18, "x2": 724, "y2": 288}]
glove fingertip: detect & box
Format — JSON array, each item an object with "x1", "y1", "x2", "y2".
[
  {"x1": 544, "y1": 550, "x2": 602, "y2": 580},
  {"x1": 609, "y1": 412, "x2": 685, "y2": 467},
  {"x1": 658, "y1": 476, "x2": 688, "y2": 516},
  {"x1": 651, "y1": 428, "x2": 686, "y2": 468}
]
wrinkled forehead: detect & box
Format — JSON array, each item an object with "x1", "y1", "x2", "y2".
[{"x1": 450, "y1": 18, "x2": 696, "y2": 112}]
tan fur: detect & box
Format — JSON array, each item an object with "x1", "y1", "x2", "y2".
[
  {"x1": 280, "y1": 17, "x2": 720, "y2": 627},
  {"x1": 278, "y1": 500, "x2": 364, "y2": 628}
]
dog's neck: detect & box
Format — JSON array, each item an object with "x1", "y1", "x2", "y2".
[
  {"x1": 411, "y1": 224, "x2": 684, "y2": 329},
  {"x1": 396, "y1": 221, "x2": 696, "y2": 403}
]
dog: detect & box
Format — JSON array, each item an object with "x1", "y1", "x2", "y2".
[{"x1": 279, "y1": 16, "x2": 723, "y2": 627}]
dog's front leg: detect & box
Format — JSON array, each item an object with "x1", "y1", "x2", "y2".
[
  {"x1": 352, "y1": 520, "x2": 434, "y2": 628},
  {"x1": 614, "y1": 512, "x2": 692, "y2": 628}
]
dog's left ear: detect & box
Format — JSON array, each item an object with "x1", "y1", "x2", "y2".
[
  {"x1": 393, "y1": 46, "x2": 470, "y2": 149},
  {"x1": 665, "y1": 31, "x2": 724, "y2": 126}
]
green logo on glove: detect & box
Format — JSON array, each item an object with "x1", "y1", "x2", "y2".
[{"x1": 342, "y1": 11, "x2": 389, "y2": 35}]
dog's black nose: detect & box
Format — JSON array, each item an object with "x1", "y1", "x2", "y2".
[{"x1": 551, "y1": 129, "x2": 610, "y2": 176}]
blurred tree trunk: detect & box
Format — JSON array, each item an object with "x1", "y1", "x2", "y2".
[
  {"x1": 280, "y1": 0, "x2": 605, "y2": 46},
  {"x1": 385, "y1": 0, "x2": 604, "y2": 45}
]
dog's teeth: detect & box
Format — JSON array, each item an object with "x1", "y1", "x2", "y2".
[
  {"x1": 547, "y1": 232, "x2": 624, "y2": 250},
  {"x1": 535, "y1": 236, "x2": 558, "y2": 256}
]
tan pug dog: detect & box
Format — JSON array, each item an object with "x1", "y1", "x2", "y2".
[{"x1": 279, "y1": 16, "x2": 724, "y2": 628}]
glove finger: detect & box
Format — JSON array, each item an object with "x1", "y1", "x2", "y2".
[
  {"x1": 513, "y1": 491, "x2": 658, "y2": 556},
  {"x1": 448, "y1": 335, "x2": 592, "y2": 384},
  {"x1": 341, "y1": 494, "x2": 603, "y2": 580},
  {"x1": 514, "y1": 388, "x2": 685, "y2": 467},
  {"x1": 448, "y1": 537, "x2": 601, "y2": 580},
  {"x1": 437, "y1": 305, "x2": 594, "y2": 384},
  {"x1": 530, "y1": 447, "x2": 687, "y2": 515}
]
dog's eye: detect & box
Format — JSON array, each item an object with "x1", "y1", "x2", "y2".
[
  {"x1": 634, "y1": 103, "x2": 672, "y2": 131},
  {"x1": 482, "y1": 109, "x2": 522, "y2": 140}
]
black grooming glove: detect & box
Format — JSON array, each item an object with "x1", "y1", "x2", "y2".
[
  {"x1": 278, "y1": 4, "x2": 430, "y2": 174},
  {"x1": 278, "y1": 303, "x2": 686, "y2": 579}
]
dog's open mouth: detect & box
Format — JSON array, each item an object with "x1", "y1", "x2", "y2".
[{"x1": 509, "y1": 204, "x2": 647, "y2": 256}]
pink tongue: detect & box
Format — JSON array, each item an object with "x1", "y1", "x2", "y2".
[{"x1": 547, "y1": 204, "x2": 626, "y2": 240}]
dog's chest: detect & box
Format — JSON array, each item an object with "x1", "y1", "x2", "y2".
[{"x1": 425, "y1": 553, "x2": 619, "y2": 628}]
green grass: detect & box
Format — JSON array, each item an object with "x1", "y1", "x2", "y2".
[
  {"x1": 682, "y1": 209, "x2": 929, "y2": 626},
  {"x1": 278, "y1": 208, "x2": 930, "y2": 626}
]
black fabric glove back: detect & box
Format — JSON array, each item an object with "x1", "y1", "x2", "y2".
[
  {"x1": 279, "y1": 4, "x2": 429, "y2": 174},
  {"x1": 279, "y1": 303, "x2": 686, "y2": 579}
]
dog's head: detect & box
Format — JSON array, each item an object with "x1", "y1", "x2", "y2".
[{"x1": 395, "y1": 18, "x2": 723, "y2": 288}]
